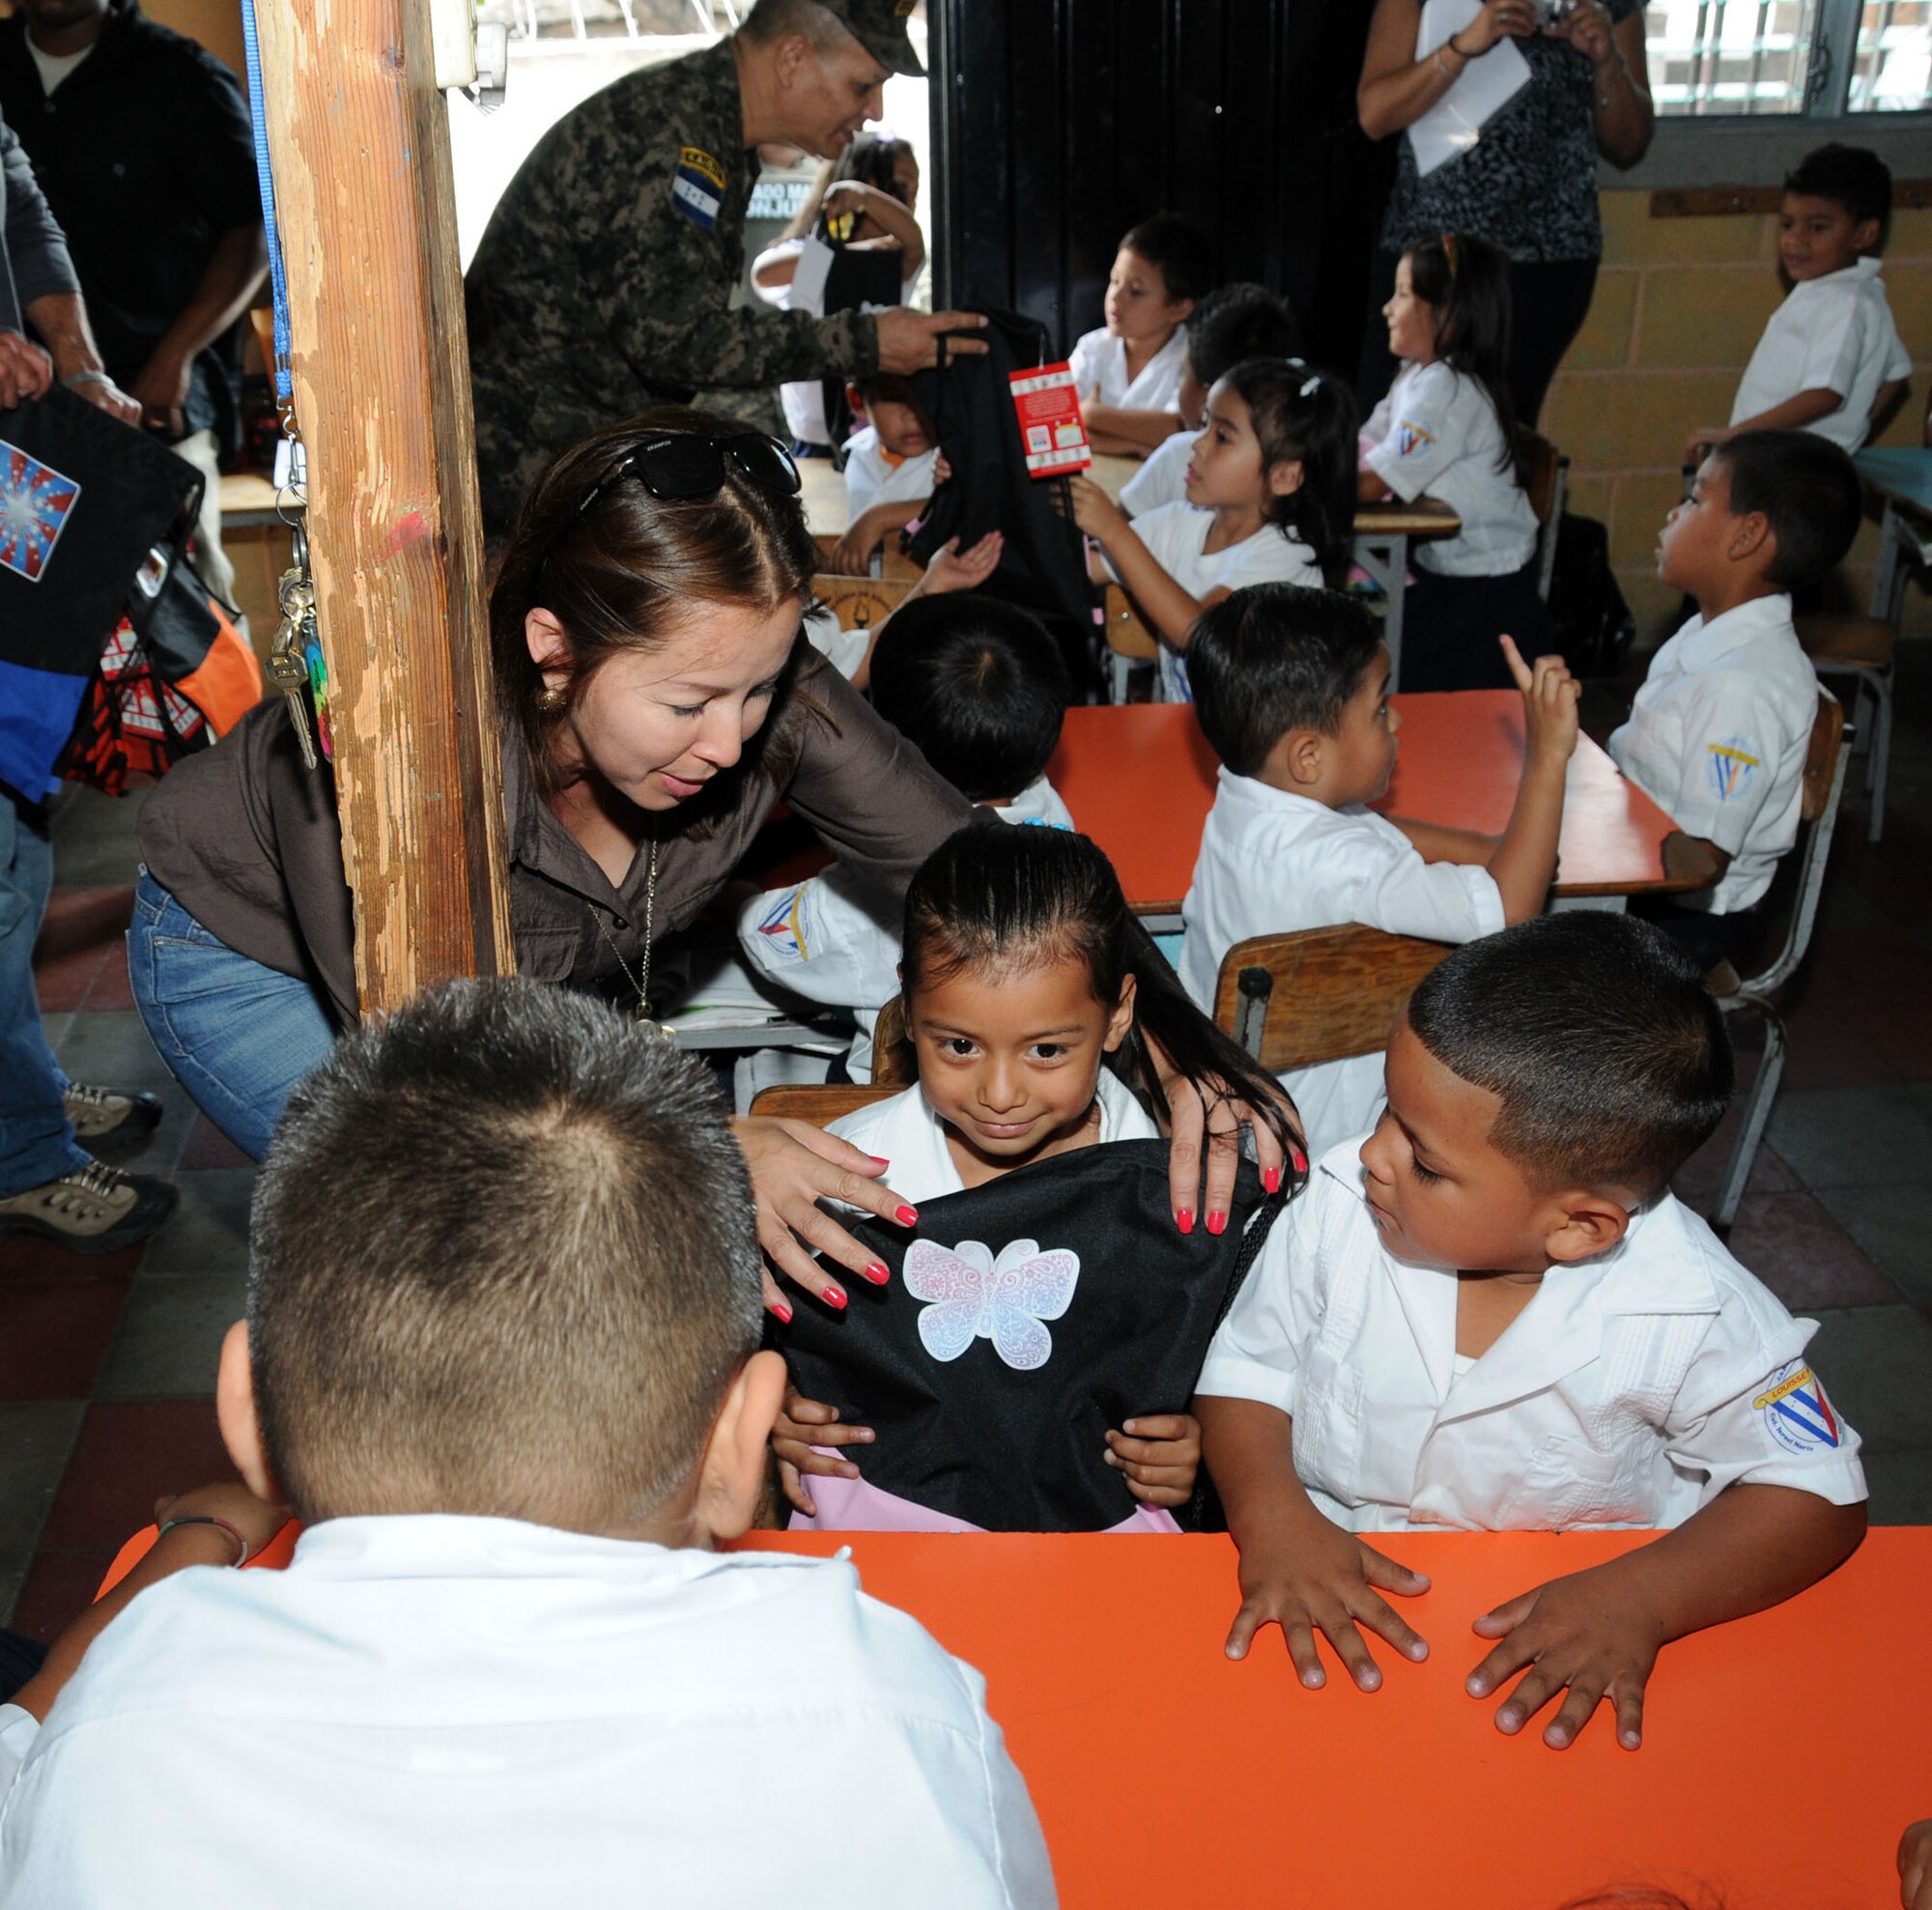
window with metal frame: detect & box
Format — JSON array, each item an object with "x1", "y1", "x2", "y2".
[{"x1": 1644, "y1": 0, "x2": 1931, "y2": 114}]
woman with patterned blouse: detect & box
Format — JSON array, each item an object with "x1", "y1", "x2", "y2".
[{"x1": 1356, "y1": 0, "x2": 1655, "y2": 425}]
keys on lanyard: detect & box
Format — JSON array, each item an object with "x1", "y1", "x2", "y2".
[{"x1": 270, "y1": 566, "x2": 319, "y2": 770}]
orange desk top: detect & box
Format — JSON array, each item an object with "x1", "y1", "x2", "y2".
[
  {"x1": 1047, "y1": 693, "x2": 1693, "y2": 917},
  {"x1": 102, "y1": 1522, "x2": 1931, "y2": 1906}
]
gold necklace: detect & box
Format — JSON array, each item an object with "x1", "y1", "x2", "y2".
[{"x1": 590, "y1": 838, "x2": 674, "y2": 1041}]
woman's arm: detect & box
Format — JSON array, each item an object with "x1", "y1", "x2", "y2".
[
  {"x1": 1559, "y1": 2, "x2": 1655, "y2": 168},
  {"x1": 1357, "y1": 0, "x2": 1533, "y2": 141}
]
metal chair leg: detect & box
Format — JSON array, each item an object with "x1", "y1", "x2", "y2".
[
  {"x1": 1713, "y1": 1008, "x2": 1786, "y2": 1235},
  {"x1": 1868, "y1": 666, "x2": 1893, "y2": 845}
]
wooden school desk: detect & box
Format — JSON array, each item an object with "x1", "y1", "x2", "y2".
[
  {"x1": 1045, "y1": 694, "x2": 1700, "y2": 930},
  {"x1": 99, "y1": 1523, "x2": 1932, "y2": 1908},
  {"x1": 1086, "y1": 453, "x2": 1463, "y2": 686}
]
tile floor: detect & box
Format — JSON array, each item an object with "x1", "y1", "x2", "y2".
[{"x1": 6, "y1": 652, "x2": 1931, "y2": 1638}]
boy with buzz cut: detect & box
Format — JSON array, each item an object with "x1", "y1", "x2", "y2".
[
  {"x1": 1610, "y1": 427, "x2": 1863, "y2": 968},
  {"x1": 0, "y1": 981, "x2": 1055, "y2": 1909},
  {"x1": 1196, "y1": 914, "x2": 1867, "y2": 1754},
  {"x1": 1179, "y1": 583, "x2": 1578, "y2": 1157},
  {"x1": 1120, "y1": 281, "x2": 1303, "y2": 516},
  {"x1": 1690, "y1": 142, "x2": 1911, "y2": 462}
]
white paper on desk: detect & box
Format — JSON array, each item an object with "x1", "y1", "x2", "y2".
[{"x1": 1406, "y1": 0, "x2": 1531, "y2": 179}]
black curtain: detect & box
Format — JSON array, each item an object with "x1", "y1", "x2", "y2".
[{"x1": 929, "y1": 0, "x2": 1394, "y2": 381}]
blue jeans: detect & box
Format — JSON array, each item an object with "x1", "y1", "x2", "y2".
[
  {"x1": 128, "y1": 871, "x2": 338, "y2": 1161},
  {"x1": 0, "y1": 786, "x2": 90, "y2": 1198}
]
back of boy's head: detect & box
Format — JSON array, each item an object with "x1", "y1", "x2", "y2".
[
  {"x1": 1188, "y1": 583, "x2": 1380, "y2": 778},
  {"x1": 868, "y1": 595, "x2": 1071, "y2": 802},
  {"x1": 1709, "y1": 428, "x2": 1862, "y2": 590},
  {"x1": 247, "y1": 978, "x2": 762, "y2": 1528},
  {"x1": 1405, "y1": 915, "x2": 1735, "y2": 1202},
  {"x1": 1185, "y1": 282, "x2": 1303, "y2": 387},
  {"x1": 1217, "y1": 356, "x2": 1361, "y2": 574},
  {"x1": 1785, "y1": 141, "x2": 1892, "y2": 245},
  {"x1": 1118, "y1": 213, "x2": 1214, "y2": 307}
]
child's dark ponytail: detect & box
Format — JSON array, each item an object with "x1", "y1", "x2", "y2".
[
  {"x1": 1220, "y1": 357, "x2": 1361, "y2": 585},
  {"x1": 901, "y1": 826, "x2": 1305, "y2": 1183},
  {"x1": 1405, "y1": 232, "x2": 1524, "y2": 482}
]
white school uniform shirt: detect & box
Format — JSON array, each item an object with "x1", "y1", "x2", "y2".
[
  {"x1": 802, "y1": 602, "x2": 872, "y2": 681},
  {"x1": 1122, "y1": 503, "x2": 1322, "y2": 702},
  {"x1": 1119, "y1": 427, "x2": 1201, "y2": 516},
  {"x1": 829, "y1": 1066, "x2": 1158, "y2": 1205},
  {"x1": 0, "y1": 1516, "x2": 1055, "y2": 1910},
  {"x1": 1607, "y1": 594, "x2": 1818, "y2": 915},
  {"x1": 737, "y1": 779, "x2": 1075, "y2": 1080},
  {"x1": 1729, "y1": 256, "x2": 1912, "y2": 453},
  {"x1": 843, "y1": 424, "x2": 940, "y2": 523},
  {"x1": 1178, "y1": 770, "x2": 1504, "y2": 1158},
  {"x1": 1065, "y1": 325, "x2": 1189, "y2": 413},
  {"x1": 1196, "y1": 1144, "x2": 1867, "y2": 1534},
  {"x1": 1363, "y1": 360, "x2": 1536, "y2": 578}
]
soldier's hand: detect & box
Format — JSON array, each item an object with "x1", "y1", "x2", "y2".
[{"x1": 875, "y1": 308, "x2": 989, "y2": 376}]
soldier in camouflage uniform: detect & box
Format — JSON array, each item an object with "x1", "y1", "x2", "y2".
[{"x1": 466, "y1": 0, "x2": 981, "y2": 535}]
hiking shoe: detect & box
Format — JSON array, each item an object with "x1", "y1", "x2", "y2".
[
  {"x1": 62, "y1": 1083, "x2": 165, "y2": 1156},
  {"x1": 0, "y1": 1161, "x2": 179, "y2": 1254}
]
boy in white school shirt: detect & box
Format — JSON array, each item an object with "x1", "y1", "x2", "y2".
[
  {"x1": 0, "y1": 982, "x2": 1054, "y2": 1910},
  {"x1": 1119, "y1": 281, "x2": 1302, "y2": 518},
  {"x1": 1610, "y1": 428, "x2": 1863, "y2": 968},
  {"x1": 737, "y1": 595, "x2": 1073, "y2": 1082},
  {"x1": 1179, "y1": 584, "x2": 1577, "y2": 1156},
  {"x1": 1066, "y1": 213, "x2": 1211, "y2": 456},
  {"x1": 1196, "y1": 915, "x2": 1866, "y2": 1753},
  {"x1": 1689, "y1": 143, "x2": 1912, "y2": 463},
  {"x1": 830, "y1": 373, "x2": 944, "y2": 577}
]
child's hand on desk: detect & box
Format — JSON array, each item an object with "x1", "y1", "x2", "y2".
[
  {"x1": 1463, "y1": 1567, "x2": 1664, "y2": 1751},
  {"x1": 829, "y1": 511, "x2": 886, "y2": 578},
  {"x1": 1500, "y1": 635, "x2": 1580, "y2": 767},
  {"x1": 773, "y1": 1387, "x2": 875, "y2": 1518},
  {"x1": 1104, "y1": 1413, "x2": 1200, "y2": 1507},
  {"x1": 1223, "y1": 1512, "x2": 1431, "y2": 1692}
]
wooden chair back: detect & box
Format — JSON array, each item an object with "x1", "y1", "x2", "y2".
[
  {"x1": 1101, "y1": 583, "x2": 1158, "y2": 661},
  {"x1": 748, "y1": 1084, "x2": 896, "y2": 1126},
  {"x1": 1516, "y1": 427, "x2": 1568, "y2": 603},
  {"x1": 811, "y1": 573, "x2": 914, "y2": 632},
  {"x1": 1211, "y1": 926, "x2": 1455, "y2": 1072},
  {"x1": 1800, "y1": 687, "x2": 1846, "y2": 825}
]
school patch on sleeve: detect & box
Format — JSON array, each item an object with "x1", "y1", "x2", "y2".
[
  {"x1": 0, "y1": 441, "x2": 81, "y2": 583},
  {"x1": 671, "y1": 146, "x2": 727, "y2": 230},
  {"x1": 1753, "y1": 1359, "x2": 1841, "y2": 1455},
  {"x1": 753, "y1": 882, "x2": 816, "y2": 962},
  {"x1": 1706, "y1": 736, "x2": 1761, "y2": 804},
  {"x1": 1394, "y1": 418, "x2": 1435, "y2": 458}
]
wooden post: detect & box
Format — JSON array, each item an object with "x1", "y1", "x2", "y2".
[{"x1": 253, "y1": 0, "x2": 513, "y2": 1012}]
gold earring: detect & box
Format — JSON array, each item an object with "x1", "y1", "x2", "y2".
[{"x1": 536, "y1": 681, "x2": 567, "y2": 715}]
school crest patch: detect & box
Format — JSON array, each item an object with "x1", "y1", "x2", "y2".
[
  {"x1": 0, "y1": 440, "x2": 80, "y2": 583},
  {"x1": 1753, "y1": 1359, "x2": 1841, "y2": 1455},
  {"x1": 1706, "y1": 736, "x2": 1760, "y2": 805},
  {"x1": 672, "y1": 145, "x2": 726, "y2": 230},
  {"x1": 753, "y1": 882, "x2": 816, "y2": 962},
  {"x1": 1394, "y1": 417, "x2": 1435, "y2": 458}
]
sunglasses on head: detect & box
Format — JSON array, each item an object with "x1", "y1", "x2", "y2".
[{"x1": 567, "y1": 431, "x2": 803, "y2": 529}]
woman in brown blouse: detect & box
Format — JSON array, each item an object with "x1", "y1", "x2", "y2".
[{"x1": 132, "y1": 411, "x2": 1288, "y2": 1310}]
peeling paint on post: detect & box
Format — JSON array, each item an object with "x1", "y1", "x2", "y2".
[{"x1": 253, "y1": 0, "x2": 514, "y2": 1012}]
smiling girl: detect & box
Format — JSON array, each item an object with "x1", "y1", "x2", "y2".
[{"x1": 1069, "y1": 357, "x2": 1359, "y2": 702}]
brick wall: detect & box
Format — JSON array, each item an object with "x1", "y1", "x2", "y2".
[{"x1": 1542, "y1": 192, "x2": 1932, "y2": 646}]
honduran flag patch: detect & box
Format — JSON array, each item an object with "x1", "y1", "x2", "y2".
[
  {"x1": 671, "y1": 145, "x2": 726, "y2": 229},
  {"x1": 0, "y1": 440, "x2": 80, "y2": 583}
]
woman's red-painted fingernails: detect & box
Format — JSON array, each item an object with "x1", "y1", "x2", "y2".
[
  {"x1": 894, "y1": 1204, "x2": 919, "y2": 1227},
  {"x1": 867, "y1": 1155, "x2": 890, "y2": 1166},
  {"x1": 1208, "y1": 1210, "x2": 1227, "y2": 1236},
  {"x1": 823, "y1": 1285, "x2": 847, "y2": 1310},
  {"x1": 1293, "y1": 1148, "x2": 1309, "y2": 1173},
  {"x1": 861, "y1": 1261, "x2": 891, "y2": 1286},
  {"x1": 772, "y1": 1299, "x2": 793, "y2": 1325},
  {"x1": 1176, "y1": 1208, "x2": 1195, "y2": 1235},
  {"x1": 1263, "y1": 1166, "x2": 1281, "y2": 1194}
]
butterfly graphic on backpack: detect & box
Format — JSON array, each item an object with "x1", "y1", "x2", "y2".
[{"x1": 903, "y1": 1237, "x2": 1081, "y2": 1372}]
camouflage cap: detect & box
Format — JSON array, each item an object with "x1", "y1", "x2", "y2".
[{"x1": 816, "y1": 0, "x2": 923, "y2": 76}]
